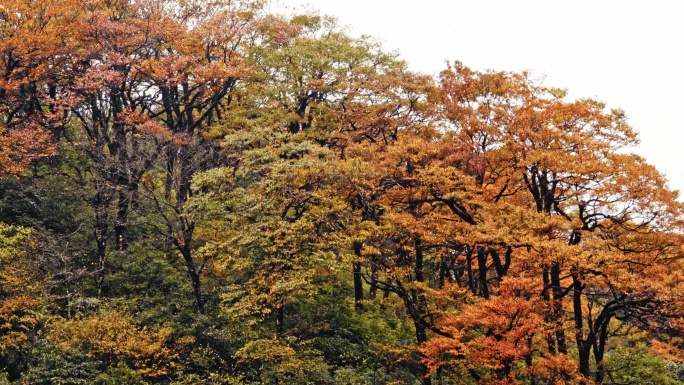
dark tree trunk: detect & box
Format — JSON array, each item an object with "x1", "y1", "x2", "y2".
[
  {"x1": 415, "y1": 239, "x2": 424, "y2": 283},
  {"x1": 93, "y1": 185, "x2": 110, "y2": 295},
  {"x1": 573, "y1": 275, "x2": 590, "y2": 378},
  {"x1": 489, "y1": 247, "x2": 511, "y2": 282},
  {"x1": 525, "y1": 336, "x2": 536, "y2": 385},
  {"x1": 476, "y1": 246, "x2": 489, "y2": 299},
  {"x1": 414, "y1": 240, "x2": 431, "y2": 385},
  {"x1": 438, "y1": 256, "x2": 448, "y2": 288},
  {"x1": 176, "y1": 148, "x2": 194, "y2": 207},
  {"x1": 466, "y1": 246, "x2": 475, "y2": 295},
  {"x1": 353, "y1": 263, "x2": 363, "y2": 311},
  {"x1": 353, "y1": 241, "x2": 364, "y2": 310},
  {"x1": 542, "y1": 264, "x2": 556, "y2": 354},
  {"x1": 179, "y1": 244, "x2": 205, "y2": 314},
  {"x1": 164, "y1": 140, "x2": 176, "y2": 201},
  {"x1": 369, "y1": 261, "x2": 378, "y2": 300},
  {"x1": 551, "y1": 263, "x2": 567, "y2": 354},
  {"x1": 414, "y1": 318, "x2": 431, "y2": 385},
  {"x1": 593, "y1": 315, "x2": 611, "y2": 384},
  {"x1": 115, "y1": 189, "x2": 129, "y2": 251}
]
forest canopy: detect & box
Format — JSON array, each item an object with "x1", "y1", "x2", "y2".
[{"x1": 0, "y1": 0, "x2": 683, "y2": 384}]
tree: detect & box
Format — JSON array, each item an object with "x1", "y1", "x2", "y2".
[
  {"x1": 419, "y1": 62, "x2": 684, "y2": 384},
  {"x1": 190, "y1": 13, "x2": 438, "y2": 382},
  {"x1": 0, "y1": 223, "x2": 46, "y2": 380},
  {"x1": 38, "y1": 0, "x2": 261, "y2": 312},
  {"x1": 1, "y1": 1, "x2": 684, "y2": 383},
  {"x1": 0, "y1": 0, "x2": 76, "y2": 176}
]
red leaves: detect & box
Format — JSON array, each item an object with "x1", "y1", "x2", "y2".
[{"x1": 0, "y1": 124, "x2": 56, "y2": 177}]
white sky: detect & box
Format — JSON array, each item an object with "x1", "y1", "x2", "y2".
[{"x1": 274, "y1": 0, "x2": 684, "y2": 194}]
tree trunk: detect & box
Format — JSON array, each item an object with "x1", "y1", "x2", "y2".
[
  {"x1": 414, "y1": 319, "x2": 431, "y2": 385},
  {"x1": 114, "y1": 189, "x2": 129, "y2": 251},
  {"x1": 414, "y1": 241, "x2": 431, "y2": 385},
  {"x1": 572, "y1": 274, "x2": 592, "y2": 381},
  {"x1": 353, "y1": 263, "x2": 363, "y2": 311},
  {"x1": 438, "y1": 256, "x2": 448, "y2": 288},
  {"x1": 369, "y1": 261, "x2": 378, "y2": 300},
  {"x1": 180, "y1": 244, "x2": 205, "y2": 314},
  {"x1": 593, "y1": 315, "x2": 611, "y2": 384},
  {"x1": 476, "y1": 246, "x2": 489, "y2": 299},
  {"x1": 466, "y1": 246, "x2": 475, "y2": 295},
  {"x1": 542, "y1": 264, "x2": 556, "y2": 354},
  {"x1": 94, "y1": 186, "x2": 110, "y2": 295},
  {"x1": 551, "y1": 263, "x2": 567, "y2": 354},
  {"x1": 525, "y1": 336, "x2": 536, "y2": 385},
  {"x1": 353, "y1": 242, "x2": 364, "y2": 310}
]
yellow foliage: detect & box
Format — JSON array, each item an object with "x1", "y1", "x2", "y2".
[{"x1": 49, "y1": 312, "x2": 176, "y2": 377}]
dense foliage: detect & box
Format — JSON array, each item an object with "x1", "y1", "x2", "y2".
[{"x1": 0, "y1": 0, "x2": 683, "y2": 384}]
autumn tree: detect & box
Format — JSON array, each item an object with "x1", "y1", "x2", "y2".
[
  {"x1": 1, "y1": 1, "x2": 684, "y2": 384},
  {"x1": 0, "y1": 0, "x2": 78, "y2": 176},
  {"x1": 190, "y1": 13, "x2": 441, "y2": 383},
  {"x1": 31, "y1": 0, "x2": 262, "y2": 313},
  {"x1": 420, "y1": 62, "x2": 684, "y2": 384}
]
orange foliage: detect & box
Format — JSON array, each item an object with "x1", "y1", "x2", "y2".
[{"x1": 338, "y1": 62, "x2": 684, "y2": 384}]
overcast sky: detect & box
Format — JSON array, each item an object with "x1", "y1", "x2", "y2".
[{"x1": 274, "y1": 0, "x2": 684, "y2": 194}]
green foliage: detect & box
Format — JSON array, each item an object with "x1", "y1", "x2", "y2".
[
  {"x1": 93, "y1": 364, "x2": 150, "y2": 385},
  {"x1": 104, "y1": 242, "x2": 195, "y2": 322},
  {"x1": 169, "y1": 373, "x2": 246, "y2": 385},
  {"x1": 23, "y1": 341, "x2": 100, "y2": 385},
  {"x1": 604, "y1": 344, "x2": 684, "y2": 385},
  {"x1": 0, "y1": 223, "x2": 31, "y2": 263},
  {"x1": 0, "y1": 1, "x2": 683, "y2": 384},
  {"x1": 0, "y1": 177, "x2": 81, "y2": 234}
]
